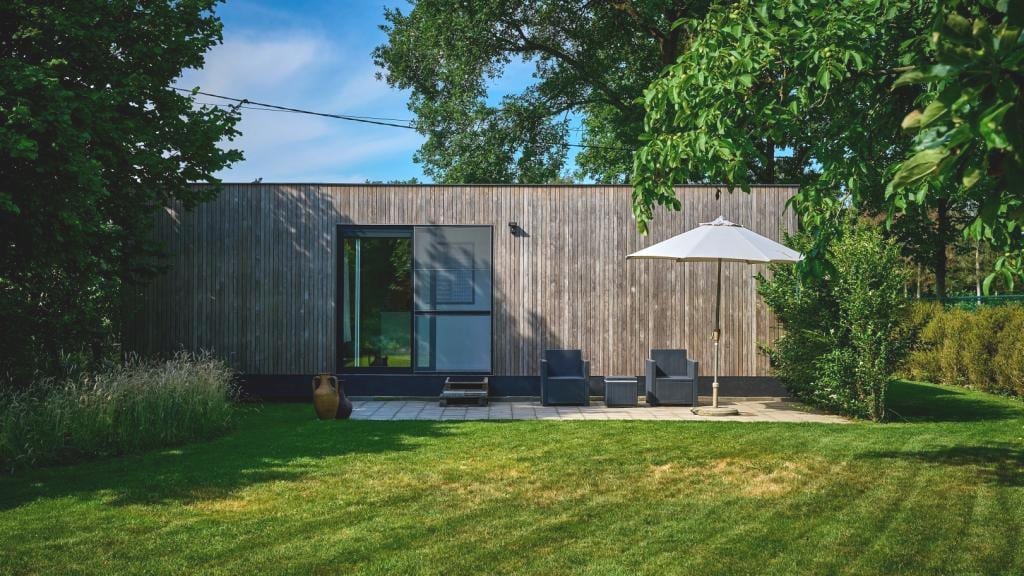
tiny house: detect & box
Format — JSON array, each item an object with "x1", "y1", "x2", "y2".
[{"x1": 124, "y1": 184, "x2": 797, "y2": 398}]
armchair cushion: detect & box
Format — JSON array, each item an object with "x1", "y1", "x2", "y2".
[
  {"x1": 544, "y1": 349, "x2": 585, "y2": 377},
  {"x1": 650, "y1": 349, "x2": 689, "y2": 377}
]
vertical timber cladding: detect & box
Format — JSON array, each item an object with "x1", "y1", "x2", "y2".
[{"x1": 123, "y1": 184, "x2": 798, "y2": 378}]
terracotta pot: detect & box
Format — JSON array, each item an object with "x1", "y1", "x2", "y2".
[
  {"x1": 312, "y1": 374, "x2": 339, "y2": 420},
  {"x1": 336, "y1": 378, "x2": 353, "y2": 420}
]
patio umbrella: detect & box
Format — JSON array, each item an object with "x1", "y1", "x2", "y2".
[{"x1": 627, "y1": 216, "x2": 802, "y2": 414}]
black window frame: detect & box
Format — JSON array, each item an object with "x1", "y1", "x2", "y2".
[{"x1": 336, "y1": 224, "x2": 494, "y2": 376}]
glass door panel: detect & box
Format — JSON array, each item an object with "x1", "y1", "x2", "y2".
[
  {"x1": 412, "y1": 226, "x2": 492, "y2": 373},
  {"x1": 340, "y1": 234, "x2": 412, "y2": 369}
]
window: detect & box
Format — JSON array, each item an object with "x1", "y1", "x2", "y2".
[
  {"x1": 412, "y1": 226, "x2": 492, "y2": 373},
  {"x1": 338, "y1": 225, "x2": 492, "y2": 374},
  {"x1": 339, "y1": 229, "x2": 412, "y2": 370}
]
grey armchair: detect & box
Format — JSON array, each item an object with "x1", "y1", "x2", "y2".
[
  {"x1": 645, "y1": 349, "x2": 699, "y2": 406},
  {"x1": 540, "y1": 349, "x2": 590, "y2": 406}
]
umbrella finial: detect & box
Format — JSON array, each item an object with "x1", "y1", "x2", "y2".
[{"x1": 701, "y1": 215, "x2": 740, "y2": 227}]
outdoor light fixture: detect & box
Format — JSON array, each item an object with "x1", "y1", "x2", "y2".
[{"x1": 508, "y1": 221, "x2": 518, "y2": 234}]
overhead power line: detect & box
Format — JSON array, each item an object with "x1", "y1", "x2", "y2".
[
  {"x1": 175, "y1": 87, "x2": 418, "y2": 129},
  {"x1": 174, "y1": 87, "x2": 634, "y2": 152}
]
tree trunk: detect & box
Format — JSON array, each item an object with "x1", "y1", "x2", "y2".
[{"x1": 934, "y1": 198, "x2": 949, "y2": 299}]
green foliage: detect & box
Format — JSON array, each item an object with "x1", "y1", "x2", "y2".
[
  {"x1": 0, "y1": 1, "x2": 242, "y2": 384},
  {"x1": 905, "y1": 303, "x2": 1024, "y2": 397},
  {"x1": 628, "y1": 0, "x2": 1023, "y2": 300},
  {"x1": 631, "y1": 0, "x2": 929, "y2": 234},
  {"x1": 0, "y1": 353, "x2": 237, "y2": 473},
  {"x1": 885, "y1": 0, "x2": 1024, "y2": 294},
  {"x1": 889, "y1": 1, "x2": 1024, "y2": 239},
  {"x1": 374, "y1": 0, "x2": 712, "y2": 183},
  {"x1": 759, "y1": 221, "x2": 911, "y2": 420}
]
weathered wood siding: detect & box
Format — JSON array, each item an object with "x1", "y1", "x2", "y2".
[{"x1": 124, "y1": 184, "x2": 797, "y2": 377}]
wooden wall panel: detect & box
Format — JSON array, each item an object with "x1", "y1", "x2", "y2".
[{"x1": 125, "y1": 184, "x2": 798, "y2": 377}]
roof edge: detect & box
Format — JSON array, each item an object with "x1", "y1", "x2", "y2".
[{"x1": 195, "y1": 182, "x2": 801, "y2": 189}]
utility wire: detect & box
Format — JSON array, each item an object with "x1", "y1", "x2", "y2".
[
  {"x1": 175, "y1": 87, "x2": 418, "y2": 129},
  {"x1": 176, "y1": 87, "x2": 634, "y2": 152}
]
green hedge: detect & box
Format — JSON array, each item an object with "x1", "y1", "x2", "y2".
[
  {"x1": 758, "y1": 222, "x2": 911, "y2": 421},
  {"x1": 904, "y1": 303, "x2": 1024, "y2": 397},
  {"x1": 0, "y1": 353, "x2": 238, "y2": 473}
]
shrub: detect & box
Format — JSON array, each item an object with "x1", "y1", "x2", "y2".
[
  {"x1": 759, "y1": 221, "x2": 911, "y2": 420},
  {"x1": 905, "y1": 304, "x2": 969, "y2": 385},
  {"x1": 906, "y1": 304, "x2": 1024, "y2": 397},
  {"x1": 993, "y1": 311, "x2": 1024, "y2": 396},
  {"x1": 0, "y1": 353, "x2": 237, "y2": 473}
]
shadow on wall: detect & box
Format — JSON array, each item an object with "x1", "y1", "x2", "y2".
[
  {"x1": 122, "y1": 184, "x2": 355, "y2": 377},
  {"x1": 491, "y1": 224, "x2": 566, "y2": 389}
]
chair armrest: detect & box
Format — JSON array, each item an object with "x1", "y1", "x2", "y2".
[
  {"x1": 645, "y1": 359, "x2": 656, "y2": 389},
  {"x1": 690, "y1": 360, "x2": 700, "y2": 380},
  {"x1": 539, "y1": 359, "x2": 548, "y2": 398},
  {"x1": 582, "y1": 359, "x2": 590, "y2": 379}
]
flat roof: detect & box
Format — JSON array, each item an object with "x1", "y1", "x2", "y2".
[{"x1": 200, "y1": 182, "x2": 801, "y2": 188}]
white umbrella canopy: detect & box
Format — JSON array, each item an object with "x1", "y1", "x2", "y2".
[
  {"x1": 627, "y1": 216, "x2": 802, "y2": 264},
  {"x1": 627, "y1": 216, "x2": 802, "y2": 412}
]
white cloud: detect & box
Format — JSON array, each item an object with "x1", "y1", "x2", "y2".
[
  {"x1": 179, "y1": 22, "x2": 424, "y2": 183},
  {"x1": 183, "y1": 34, "x2": 328, "y2": 95}
]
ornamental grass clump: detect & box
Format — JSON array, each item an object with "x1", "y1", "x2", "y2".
[{"x1": 0, "y1": 353, "x2": 237, "y2": 473}]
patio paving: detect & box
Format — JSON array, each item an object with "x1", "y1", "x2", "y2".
[{"x1": 350, "y1": 397, "x2": 850, "y2": 423}]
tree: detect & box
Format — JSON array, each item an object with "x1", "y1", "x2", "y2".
[
  {"x1": 631, "y1": 0, "x2": 930, "y2": 229},
  {"x1": 626, "y1": 0, "x2": 968, "y2": 294},
  {"x1": 0, "y1": 0, "x2": 242, "y2": 383},
  {"x1": 374, "y1": 0, "x2": 713, "y2": 184},
  {"x1": 631, "y1": 0, "x2": 1023, "y2": 296},
  {"x1": 888, "y1": 0, "x2": 1024, "y2": 293}
]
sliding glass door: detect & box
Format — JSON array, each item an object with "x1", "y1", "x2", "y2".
[
  {"x1": 340, "y1": 229, "x2": 412, "y2": 369},
  {"x1": 338, "y1": 225, "x2": 491, "y2": 374}
]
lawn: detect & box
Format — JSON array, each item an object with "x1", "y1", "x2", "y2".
[{"x1": 1, "y1": 381, "x2": 1022, "y2": 575}]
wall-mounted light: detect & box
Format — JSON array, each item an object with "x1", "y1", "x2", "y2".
[{"x1": 508, "y1": 221, "x2": 518, "y2": 234}]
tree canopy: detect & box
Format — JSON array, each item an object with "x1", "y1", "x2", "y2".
[
  {"x1": 374, "y1": 0, "x2": 714, "y2": 184},
  {"x1": 631, "y1": 0, "x2": 1022, "y2": 295},
  {"x1": 0, "y1": 0, "x2": 241, "y2": 382},
  {"x1": 888, "y1": 0, "x2": 1024, "y2": 292}
]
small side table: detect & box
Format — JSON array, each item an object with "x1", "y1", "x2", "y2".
[{"x1": 604, "y1": 376, "x2": 639, "y2": 407}]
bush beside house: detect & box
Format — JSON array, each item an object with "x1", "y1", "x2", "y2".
[
  {"x1": 758, "y1": 222, "x2": 912, "y2": 421},
  {"x1": 0, "y1": 353, "x2": 237, "y2": 473}
]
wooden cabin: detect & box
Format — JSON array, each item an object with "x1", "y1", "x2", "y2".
[{"x1": 124, "y1": 184, "x2": 798, "y2": 397}]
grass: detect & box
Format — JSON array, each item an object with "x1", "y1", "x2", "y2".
[
  {"x1": 1, "y1": 380, "x2": 1022, "y2": 575},
  {"x1": 0, "y1": 354, "x2": 236, "y2": 471}
]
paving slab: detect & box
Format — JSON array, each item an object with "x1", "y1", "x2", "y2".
[{"x1": 347, "y1": 398, "x2": 850, "y2": 423}]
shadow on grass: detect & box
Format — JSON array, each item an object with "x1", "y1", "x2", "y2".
[
  {"x1": 0, "y1": 405, "x2": 459, "y2": 511},
  {"x1": 861, "y1": 443, "x2": 1024, "y2": 487},
  {"x1": 885, "y1": 380, "x2": 1023, "y2": 423}
]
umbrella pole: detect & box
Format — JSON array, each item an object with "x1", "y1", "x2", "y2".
[{"x1": 713, "y1": 258, "x2": 722, "y2": 408}]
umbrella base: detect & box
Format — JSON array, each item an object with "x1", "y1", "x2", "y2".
[{"x1": 691, "y1": 406, "x2": 740, "y2": 417}]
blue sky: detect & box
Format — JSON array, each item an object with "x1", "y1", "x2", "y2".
[{"x1": 178, "y1": 0, "x2": 564, "y2": 183}]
